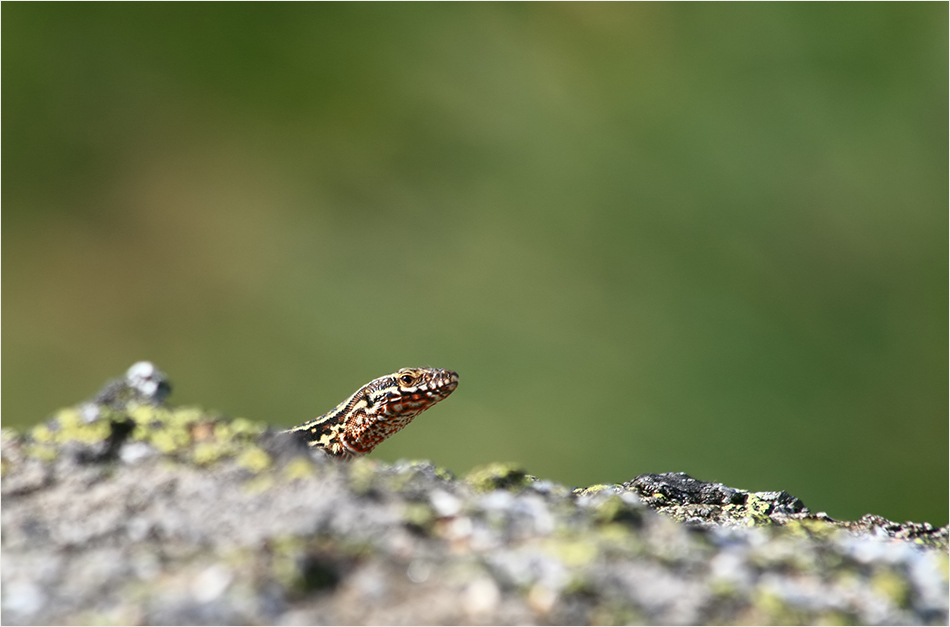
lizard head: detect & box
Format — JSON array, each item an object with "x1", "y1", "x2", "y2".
[
  {"x1": 390, "y1": 367, "x2": 459, "y2": 401},
  {"x1": 342, "y1": 367, "x2": 459, "y2": 455}
]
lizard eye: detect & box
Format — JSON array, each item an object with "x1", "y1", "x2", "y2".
[{"x1": 399, "y1": 374, "x2": 414, "y2": 386}]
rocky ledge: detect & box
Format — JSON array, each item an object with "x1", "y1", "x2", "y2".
[{"x1": 2, "y1": 363, "x2": 947, "y2": 625}]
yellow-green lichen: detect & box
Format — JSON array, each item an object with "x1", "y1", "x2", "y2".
[
  {"x1": 242, "y1": 474, "x2": 276, "y2": 494},
  {"x1": 128, "y1": 405, "x2": 171, "y2": 427},
  {"x1": 266, "y1": 537, "x2": 309, "y2": 590},
  {"x1": 433, "y1": 465, "x2": 455, "y2": 481},
  {"x1": 384, "y1": 460, "x2": 440, "y2": 493},
  {"x1": 594, "y1": 523, "x2": 644, "y2": 558},
  {"x1": 27, "y1": 408, "x2": 117, "y2": 449},
  {"x1": 596, "y1": 522, "x2": 634, "y2": 544},
  {"x1": 813, "y1": 611, "x2": 851, "y2": 626},
  {"x1": 283, "y1": 457, "x2": 316, "y2": 482},
  {"x1": 592, "y1": 495, "x2": 642, "y2": 526},
  {"x1": 649, "y1": 491, "x2": 670, "y2": 503},
  {"x1": 29, "y1": 410, "x2": 112, "y2": 446},
  {"x1": 722, "y1": 494, "x2": 773, "y2": 526},
  {"x1": 465, "y1": 462, "x2": 533, "y2": 493},
  {"x1": 751, "y1": 588, "x2": 807, "y2": 625},
  {"x1": 192, "y1": 441, "x2": 232, "y2": 466},
  {"x1": 148, "y1": 426, "x2": 193, "y2": 455},
  {"x1": 709, "y1": 575, "x2": 740, "y2": 599},
  {"x1": 31, "y1": 424, "x2": 55, "y2": 444},
  {"x1": 870, "y1": 569, "x2": 910, "y2": 607},
  {"x1": 24, "y1": 444, "x2": 58, "y2": 462},
  {"x1": 572, "y1": 484, "x2": 623, "y2": 497},
  {"x1": 214, "y1": 417, "x2": 266, "y2": 440},
  {"x1": 403, "y1": 503, "x2": 436, "y2": 530},
  {"x1": 347, "y1": 458, "x2": 379, "y2": 495},
  {"x1": 263, "y1": 536, "x2": 369, "y2": 597},
  {"x1": 541, "y1": 537, "x2": 598, "y2": 568},
  {"x1": 782, "y1": 518, "x2": 842, "y2": 543},
  {"x1": 236, "y1": 446, "x2": 272, "y2": 474},
  {"x1": 53, "y1": 409, "x2": 85, "y2": 429},
  {"x1": 936, "y1": 552, "x2": 949, "y2": 579},
  {"x1": 121, "y1": 404, "x2": 270, "y2": 466}
]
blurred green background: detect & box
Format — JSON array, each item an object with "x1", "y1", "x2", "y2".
[{"x1": 3, "y1": 4, "x2": 946, "y2": 525}]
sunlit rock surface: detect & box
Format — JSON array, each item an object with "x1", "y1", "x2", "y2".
[{"x1": 2, "y1": 364, "x2": 947, "y2": 625}]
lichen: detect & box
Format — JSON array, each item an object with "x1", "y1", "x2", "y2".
[
  {"x1": 283, "y1": 457, "x2": 316, "y2": 482},
  {"x1": 403, "y1": 502, "x2": 436, "y2": 531},
  {"x1": 236, "y1": 446, "x2": 271, "y2": 474},
  {"x1": 4, "y1": 364, "x2": 946, "y2": 626},
  {"x1": 592, "y1": 495, "x2": 642, "y2": 526},
  {"x1": 541, "y1": 537, "x2": 598, "y2": 567},
  {"x1": 17, "y1": 398, "x2": 274, "y2": 469},
  {"x1": 241, "y1": 474, "x2": 275, "y2": 494},
  {"x1": 783, "y1": 518, "x2": 842, "y2": 542},
  {"x1": 871, "y1": 569, "x2": 910, "y2": 607},
  {"x1": 572, "y1": 483, "x2": 623, "y2": 497},
  {"x1": 465, "y1": 462, "x2": 534, "y2": 493},
  {"x1": 347, "y1": 457, "x2": 379, "y2": 495}
]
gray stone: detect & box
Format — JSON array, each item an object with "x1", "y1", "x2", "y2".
[{"x1": 2, "y1": 364, "x2": 947, "y2": 625}]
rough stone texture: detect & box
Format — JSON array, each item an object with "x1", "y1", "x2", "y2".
[{"x1": 2, "y1": 364, "x2": 948, "y2": 625}]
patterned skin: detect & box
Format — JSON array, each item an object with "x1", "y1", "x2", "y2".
[{"x1": 287, "y1": 367, "x2": 459, "y2": 459}]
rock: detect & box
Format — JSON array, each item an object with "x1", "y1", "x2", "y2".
[{"x1": 2, "y1": 364, "x2": 947, "y2": 625}]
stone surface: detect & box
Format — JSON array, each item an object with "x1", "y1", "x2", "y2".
[{"x1": 2, "y1": 364, "x2": 947, "y2": 625}]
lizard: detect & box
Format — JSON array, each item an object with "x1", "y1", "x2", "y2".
[{"x1": 286, "y1": 367, "x2": 458, "y2": 459}]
